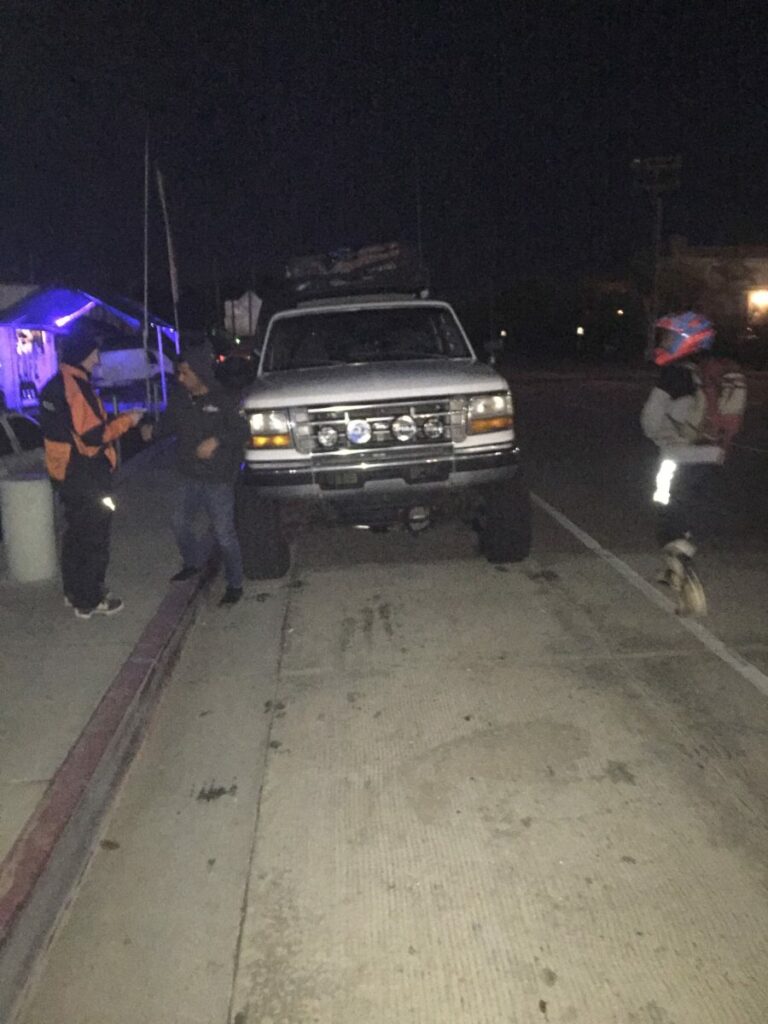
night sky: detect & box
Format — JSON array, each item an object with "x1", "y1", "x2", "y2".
[{"x1": 2, "y1": 0, "x2": 766, "y2": 313}]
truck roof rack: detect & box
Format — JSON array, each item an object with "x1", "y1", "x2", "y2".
[
  {"x1": 286, "y1": 243, "x2": 428, "y2": 302},
  {"x1": 295, "y1": 291, "x2": 430, "y2": 309}
]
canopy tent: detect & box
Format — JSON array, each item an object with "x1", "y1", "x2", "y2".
[
  {"x1": 0, "y1": 287, "x2": 179, "y2": 411},
  {"x1": 0, "y1": 287, "x2": 178, "y2": 340}
]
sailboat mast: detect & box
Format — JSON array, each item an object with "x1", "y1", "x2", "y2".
[{"x1": 142, "y1": 130, "x2": 152, "y2": 412}]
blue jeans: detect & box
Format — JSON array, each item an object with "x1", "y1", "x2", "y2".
[{"x1": 172, "y1": 478, "x2": 243, "y2": 589}]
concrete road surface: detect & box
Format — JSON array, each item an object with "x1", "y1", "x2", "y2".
[{"x1": 15, "y1": 377, "x2": 768, "y2": 1024}]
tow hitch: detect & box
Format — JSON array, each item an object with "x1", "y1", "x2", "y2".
[{"x1": 406, "y1": 505, "x2": 431, "y2": 533}]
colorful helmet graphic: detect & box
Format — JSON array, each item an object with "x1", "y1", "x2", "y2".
[{"x1": 652, "y1": 311, "x2": 714, "y2": 365}]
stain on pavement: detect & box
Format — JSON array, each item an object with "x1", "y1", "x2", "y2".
[{"x1": 196, "y1": 781, "x2": 238, "y2": 801}]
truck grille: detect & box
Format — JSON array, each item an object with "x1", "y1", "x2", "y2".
[{"x1": 300, "y1": 397, "x2": 463, "y2": 454}]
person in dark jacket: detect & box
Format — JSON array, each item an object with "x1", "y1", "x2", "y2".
[
  {"x1": 141, "y1": 344, "x2": 250, "y2": 606},
  {"x1": 39, "y1": 324, "x2": 143, "y2": 618}
]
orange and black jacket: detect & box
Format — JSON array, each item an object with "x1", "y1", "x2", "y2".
[{"x1": 38, "y1": 363, "x2": 134, "y2": 484}]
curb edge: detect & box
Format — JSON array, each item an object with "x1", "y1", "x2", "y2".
[{"x1": 0, "y1": 570, "x2": 210, "y2": 1021}]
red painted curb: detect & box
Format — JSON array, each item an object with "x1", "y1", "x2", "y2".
[{"x1": 0, "y1": 576, "x2": 203, "y2": 941}]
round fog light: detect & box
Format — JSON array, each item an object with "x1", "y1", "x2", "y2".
[
  {"x1": 347, "y1": 419, "x2": 372, "y2": 445},
  {"x1": 392, "y1": 415, "x2": 417, "y2": 442},
  {"x1": 317, "y1": 425, "x2": 339, "y2": 449},
  {"x1": 422, "y1": 417, "x2": 444, "y2": 440}
]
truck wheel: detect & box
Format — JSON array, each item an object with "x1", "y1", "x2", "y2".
[
  {"x1": 235, "y1": 485, "x2": 291, "y2": 580},
  {"x1": 479, "y1": 476, "x2": 532, "y2": 563}
]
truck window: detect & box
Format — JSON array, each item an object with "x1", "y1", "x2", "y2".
[{"x1": 263, "y1": 307, "x2": 472, "y2": 372}]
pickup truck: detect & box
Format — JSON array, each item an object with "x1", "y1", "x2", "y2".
[{"x1": 236, "y1": 293, "x2": 531, "y2": 578}]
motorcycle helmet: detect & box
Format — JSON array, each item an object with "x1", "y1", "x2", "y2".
[{"x1": 652, "y1": 311, "x2": 714, "y2": 366}]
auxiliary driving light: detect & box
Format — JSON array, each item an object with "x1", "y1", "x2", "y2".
[
  {"x1": 392, "y1": 415, "x2": 417, "y2": 442},
  {"x1": 346, "y1": 419, "x2": 372, "y2": 445},
  {"x1": 422, "y1": 417, "x2": 444, "y2": 440},
  {"x1": 317, "y1": 425, "x2": 339, "y2": 449}
]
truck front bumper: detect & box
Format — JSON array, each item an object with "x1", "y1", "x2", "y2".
[{"x1": 240, "y1": 444, "x2": 519, "y2": 499}]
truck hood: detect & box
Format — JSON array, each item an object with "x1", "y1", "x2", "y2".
[{"x1": 244, "y1": 360, "x2": 506, "y2": 408}]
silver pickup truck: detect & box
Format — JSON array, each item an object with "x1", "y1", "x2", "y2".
[{"x1": 236, "y1": 294, "x2": 531, "y2": 578}]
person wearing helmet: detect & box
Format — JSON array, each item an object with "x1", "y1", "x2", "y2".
[{"x1": 640, "y1": 311, "x2": 723, "y2": 615}]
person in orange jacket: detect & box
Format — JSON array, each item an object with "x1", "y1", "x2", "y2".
[{"x1": 39, "y1": 324, "x2": 143, "y2": 618}]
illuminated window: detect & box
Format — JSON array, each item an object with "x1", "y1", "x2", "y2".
[{"x1": 748, "y1": 289, "x2": 768, "y2": 318}]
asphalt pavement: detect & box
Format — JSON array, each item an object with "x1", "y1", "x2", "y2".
[{"x1": 5, "y1": 370, "x2": 768, "y2": 1023}]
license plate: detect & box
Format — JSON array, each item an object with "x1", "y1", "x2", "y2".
[
  {"x1": 407, "y1": 464, "x2": 449, "y2": 483},
  {"x1": 320, "y1": 470, "x2": 361, "y2": 490}
]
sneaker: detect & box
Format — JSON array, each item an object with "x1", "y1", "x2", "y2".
[
  {"x1": 75, "y1": 597, "x2": 124, "y2": 619},
  {"x1": 90, "y1": 597, "x2": 124, "y2": 616},
  {"x1": 219, "y1": 586, "x2": 243, "y2": 607},
  {"x1": 679, "y1": 558, "x2": 707, "y2": 617},
  {"x1": 66, "y1": 589, "x2": 109, "y2": 608},
  {"x1": 171, "y1": 566, "x2": 200, "y2": 583}
]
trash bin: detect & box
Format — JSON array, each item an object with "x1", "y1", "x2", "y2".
[{"x1": 0, "y1": 473, "x2": 57, "y2": 582}]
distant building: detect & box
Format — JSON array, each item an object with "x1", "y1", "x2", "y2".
[{"x1": 660, "y1": 237, "x2": 768, "y2": 328}]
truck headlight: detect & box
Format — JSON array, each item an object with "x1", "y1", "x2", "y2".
[
  {"x1": 247, "y1": 409, "x2": 293, "y2": 449},
  {"x1": 467, "y1": 392, "x2": 514, "y2": 434}
]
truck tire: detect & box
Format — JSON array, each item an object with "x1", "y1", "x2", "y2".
[
  {"x1": 479, "y1": 476, "x2": 532, "y2": 564},
  {"x1": 235, "y1": 485, "x2": 291, "y2": 580}
]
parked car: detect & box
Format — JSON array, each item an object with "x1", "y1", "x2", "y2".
[
  {"x1": 0, "y1": 410, "x2": 45, "y2": 540},
  {"x1": 236, "y1": 292, "x2": 532, "y2": 578},
  {"x1": 215, "y1": 348, "x2": 258, "y2": 390},
  {"x1": 0, "y1": 410, "x2": 44, "y2": 478}
]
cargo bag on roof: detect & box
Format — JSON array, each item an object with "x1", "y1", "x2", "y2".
[{"x1": 286, "y1": 242, "x2": 428, "y2": 299}]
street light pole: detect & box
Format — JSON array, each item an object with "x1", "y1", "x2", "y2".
[
  {"x1": 414, "y1": 149, "x2": 424, "y2": 266},
  {"x1": 649, "y1": 192, "x2": 664, "y2": 344},
  {"x1": 631, "y1": 155, "x2": 681, "y2": 349},
  {"x1": 142, "y1": 130, "x2": 152, "y2": 414}
]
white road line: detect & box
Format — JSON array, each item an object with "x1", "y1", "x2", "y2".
[{"x1": 532, "y1": 492, "x2": 768, "y2": 699}]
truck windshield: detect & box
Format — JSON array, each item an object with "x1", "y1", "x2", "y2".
[{"x1": 262, "y1": 306, "x2": 473, "y2": 371}]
